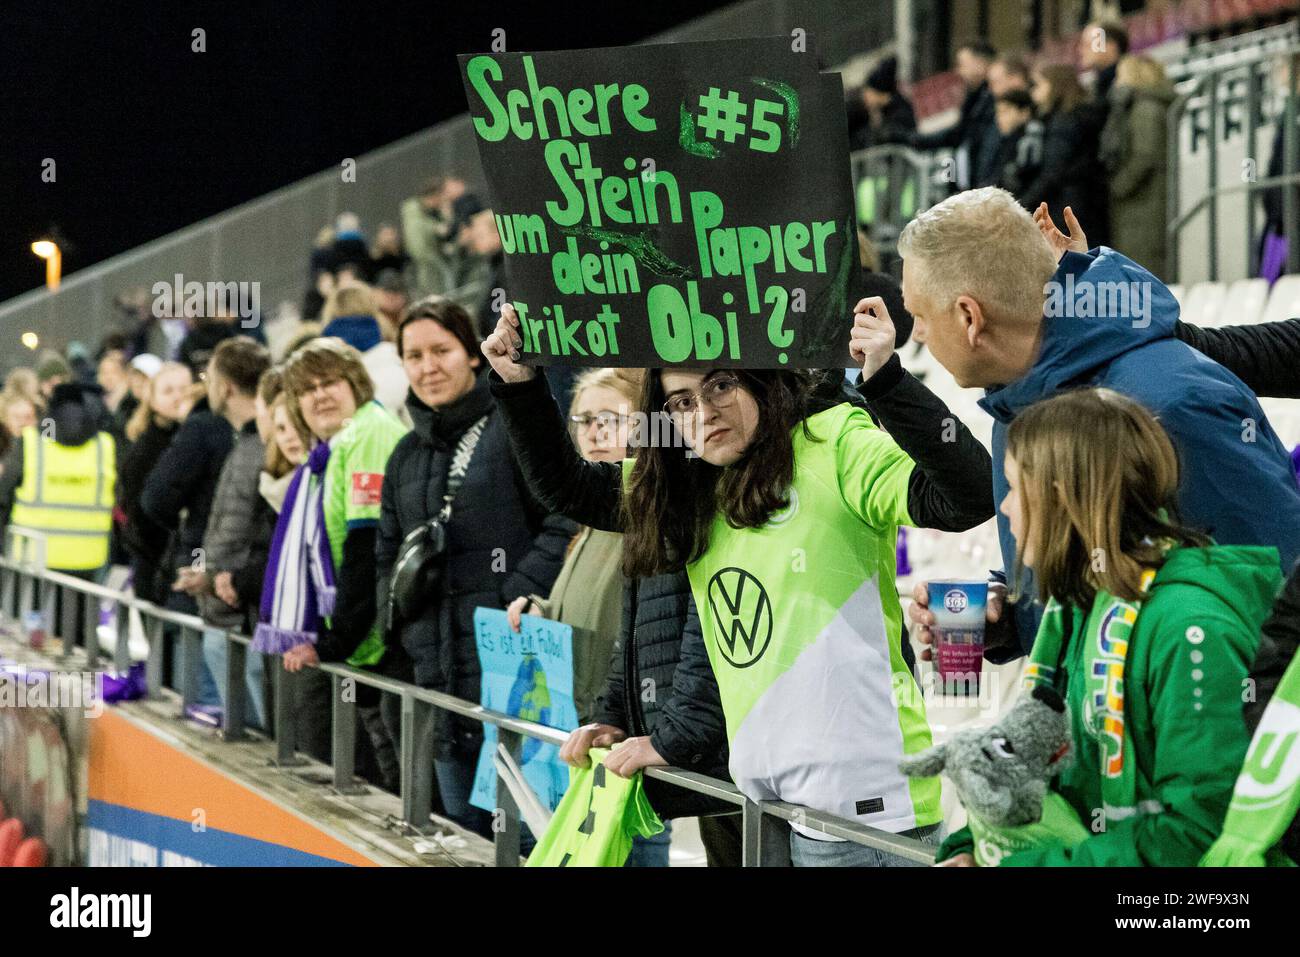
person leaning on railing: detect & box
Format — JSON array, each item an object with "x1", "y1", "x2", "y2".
[
  {"x1": 253, "y1": 338, "x2": 408, "y2": 774},
  {"x1": 482, "y1": 289, "x2": 995, "y2": 867},
  {"x1": 376, "y1": 299, "x2": 575, "y2": 839},
  {"x1": 0, "y1": 381, "x2": 119, "y2": 652}
]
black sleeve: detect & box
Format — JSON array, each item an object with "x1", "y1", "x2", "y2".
[
  {"x1": 230, "y1": 502, "x2": 273, "y2": 612},
  {"x1": 1018, "y1": 118, "x2": 1078, "y2": 212},
  {"x1": 0, "y1": 438, "x2": 24, "y2": 534},
  {"x1": 375, "y1": 449, "x2": 403, "y2": 627},
  {"x1": 1245, "y1": 559, "x2": 1300, "y2": 733},
  {"x1": 590, "y1": 587, "x2": 629, "y2": 728},
  {"x1": 140, "y1": 419, "x2": 206, "y2": 531},
  {"x1": 857, "y1": 354, "x2": 995, "y2": 532},
  {"x1": 650, "y1": 598, "x2": 728, "y2": 770},
  {"x1": 501, "y1": 513, "x2": 578, "y2": 608},
  {"x1": 1174, "y1": 318, "x2": 1300, "y2": 400},
  {"x1": 318, "y1": 525, "x2": 378, "y2": 662},
  {"x1": 489, "y1": 371, "x2": 624, "y2": 531}
]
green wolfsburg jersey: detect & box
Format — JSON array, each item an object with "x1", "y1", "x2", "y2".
[
  {"x1": 526, "y1": 747, "x2": 664, "y2": 867},
  {"x1": 681, "y1": 403, "x2": 941, "y2": 835},
  {"x1": 322, "y1": 399, "x2": 408, "y2": 667}
]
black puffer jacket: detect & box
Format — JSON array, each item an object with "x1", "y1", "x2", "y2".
[
  {"x1": 377, "y1": 374, "x2": 576, "y2": 759},
  {"x1": 118, "y1": 417, "x2": 179, "y2": 604},
  {"x1": 140, "y1": 397, "x2": 234, "y2": 576},
  {"x1": 592, "y1": 572, "x2": 729, "y2": 765},
  {"x1": 590, "y1": 571, "x2": 732, "y2": 818}
]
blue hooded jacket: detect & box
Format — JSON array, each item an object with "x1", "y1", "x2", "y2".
[{"x1": 980, "y1": 248, "x2": 1300, "y2": 655}]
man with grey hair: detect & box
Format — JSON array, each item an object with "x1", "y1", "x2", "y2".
[{"x1": 899, "y1": 187, "x2": 1300, "y2": 659}]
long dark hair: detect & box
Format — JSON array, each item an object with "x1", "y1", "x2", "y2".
[{"x1": 621, "y1": 368, "x2": 822, "y2": 577}]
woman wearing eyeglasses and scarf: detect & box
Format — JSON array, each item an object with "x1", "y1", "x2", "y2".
[{"x1": 483, "y1": 296, "x2": 995, "y2": 867}]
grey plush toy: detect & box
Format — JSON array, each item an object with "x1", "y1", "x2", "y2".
[{"x1": 899, "y1": 684, "x2": 1089, "y2": 864}]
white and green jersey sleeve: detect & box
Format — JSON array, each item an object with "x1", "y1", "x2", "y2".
[{"x1": 686, "y1": 403, "x2": 940, "y2": 836}]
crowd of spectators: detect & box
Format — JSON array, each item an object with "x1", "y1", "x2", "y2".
[
  {"x1": 3, "y1": 15, "x2": 1300, "y2": 869},
  {"x1": 847, "y1": 19, "x2": 1212, "y2": 279}
]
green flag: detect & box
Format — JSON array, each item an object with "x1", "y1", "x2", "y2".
[
  {"x1": 526, "y1": 747, "x2": 664, "y2": 867},
  {"x1": 1201, "y1": 652, "x2": 1300, "y2": 867}
]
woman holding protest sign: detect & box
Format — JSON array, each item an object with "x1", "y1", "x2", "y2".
[
  {"x1": 935, "y1": 389, "x2": 1280, "y2": 867},
  {"x1": 482, "y1": 295, "x2": 994, "y2": 866}
]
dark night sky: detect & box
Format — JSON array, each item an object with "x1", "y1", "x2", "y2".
[{"x1": 1, "y1": 0, "x2": 734, "y2": 301}]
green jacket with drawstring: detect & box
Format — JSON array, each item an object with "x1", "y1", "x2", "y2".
[{"x1": 939, "y1": 545, "x2": 1282, "y2": 866}]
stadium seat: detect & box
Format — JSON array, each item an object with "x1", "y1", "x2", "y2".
[
  {"x1": 1259, "y1": 274, "x2": 1300, "y2": 326},
  {"x1": 1219, "y1": 278, "x2": 1270, "y2": 326},
  {"x1": 1180, "y1": 282, "x2": 1228, "y2": 328}
]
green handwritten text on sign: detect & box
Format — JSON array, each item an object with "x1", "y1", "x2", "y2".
[{"x1": 459, "y1": 37, "x2": 859, "y2": 368}]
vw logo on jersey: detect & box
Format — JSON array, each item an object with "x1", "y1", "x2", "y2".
[
  {"x1": 944, "y1": 589, "x2": 968, "y2": 614},
  {"x1": 765, "y1": 489, "x2": 800, "y2": 528},
  {"x1": 1232, "y1": 700, "x2": 1300, "y2": 805},
  {"x1": 707, "y1": 566, "x2": 773, "y2": 668}
]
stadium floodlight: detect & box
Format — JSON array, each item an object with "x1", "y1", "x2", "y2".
[
  {"x1": 31, "y1": 239, "x2": 62, "y2": 290},
  {"x1": 21, "y1": 332, "x2": 39, "y2": 350}
]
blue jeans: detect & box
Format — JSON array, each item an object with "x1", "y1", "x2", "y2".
[
  {"x1": 202, "y1": 629, "x2": 266, "y2": 729},
  {"x1": 625, "y1": 821, "x2": 672, "y2": 867},
  {"x1": 789, "y1": 823, "x2": 942, "y2": 867},
  {"x1": 434, "y1": 753, "x2": 496, "y2": 839}
]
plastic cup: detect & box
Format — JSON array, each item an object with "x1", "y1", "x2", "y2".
[{"x1": 927, "y1": 580, "x2": 987, "y2": 696}]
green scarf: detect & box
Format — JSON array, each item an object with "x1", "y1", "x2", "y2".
[
  {"x1": 1201, "y1": 651, "x2": 1300, "y2": 867},
  {"x1": 1024, "y1": 569, "x2": 1157, "y2": 828}
]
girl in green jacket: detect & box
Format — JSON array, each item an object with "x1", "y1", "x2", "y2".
[{"x1": 939, "y1": 387, "x2": 1282, "y2": 866}]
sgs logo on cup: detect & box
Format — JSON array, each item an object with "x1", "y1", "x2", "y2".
[{"x1": 943, "y1": 589, "x2": 968, "y2": 614}]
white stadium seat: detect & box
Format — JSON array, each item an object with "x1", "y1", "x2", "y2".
[
  {"x1": 1180, "y1": 281, "x2": 1228, "y2": 327},
  {"x1": 1259, "y1": 274, "x2": 1300, "y2": 326},
  {"x1": 1219, "y1": 278, "x2": 1270, "y2": 326}
]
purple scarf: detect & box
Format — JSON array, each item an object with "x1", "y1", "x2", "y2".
[{"x1": 252, "y1": 441, "x2": 338, "y2": 654}]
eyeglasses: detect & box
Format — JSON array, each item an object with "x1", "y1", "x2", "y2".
[
  {"x1": 302, "y1": 377, "x2": 342, "y2": 398},
  {"x1": 662, "y1": 374, "x2": 742, "y2": 425},
  {"x1": 569, "y1": 411, "x2": 626, "y2": 431}
]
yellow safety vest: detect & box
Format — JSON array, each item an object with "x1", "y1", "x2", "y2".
[{"x1": 10, "y1": 425, "x2": 116, "y2": 571}]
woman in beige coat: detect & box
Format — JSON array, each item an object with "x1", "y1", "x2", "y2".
[{"x1": 1100, "y1": 54, "x2": 1177, "y2": 277}]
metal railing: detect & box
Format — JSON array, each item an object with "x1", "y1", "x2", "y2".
[
  {"x1": 0, "y1": 545, "x2": 937, "y2": 867},
  {"x1": 850, "y1": 144, "x2": 951, "y2": 274},
  {"x1": 1165, "y1": 19, "x2": 1300, "y2": 83},
  {"x1": 1167, "y1": 41, "x2": 1300, "y2": 282}
]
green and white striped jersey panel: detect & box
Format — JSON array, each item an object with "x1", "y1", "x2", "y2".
[{"x1": 727, "y1": 574, "x2": 940, "y2": 833}]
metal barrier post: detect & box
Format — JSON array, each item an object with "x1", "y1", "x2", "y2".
[
  {"x1": 58, "y1": 582, "x2": 77, "y2": 662},
  {"x1": 1208, "y1": 70, "x2": 1220, "y2": 281},
  {"x1": 331, "y1": 672, "x2": 364, "y2": 793},
  {"x1": 494, "y1": 728, "x2": 523, "y2": 867},
  {"x1": 112, "y1": 598, "x2": 131, "y2": 674},
  {"x1": 83, "y1": 587, "x2": 100, "y2": 670},
  {"x1": 37, "y1": 579, "x2": 60, "y2": 657},
  {"x1": 1287, "y1": 55, "x2": 1300, "y2": 276},
  {"x1": 401, "y1": 695, "x2": 434, "y2": 830},
  {"x1": 741, "y1": 797, "x2": 791, "y2": 867},
  {"x1": 272, "y1": 665, "x2": 305, "y2": 766},
  {"x1": 179, "y1": 626, "x2": 201, "y2": 710},
  {"x1": 1247, "y1": 63, "x2": 1260, "y2": 277},
  {"x1": 0, "y1": 563, "x2": 14, "y2": 618},
  {"x1": 221, "y1": 632, "x2": 248, "y2": 743},
  {"x1": 17, "y1": 569, "x2": 33, "y2": 621},
  {"x1": 145, "y1": 614, "x2": 165, "y2": 697}
]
